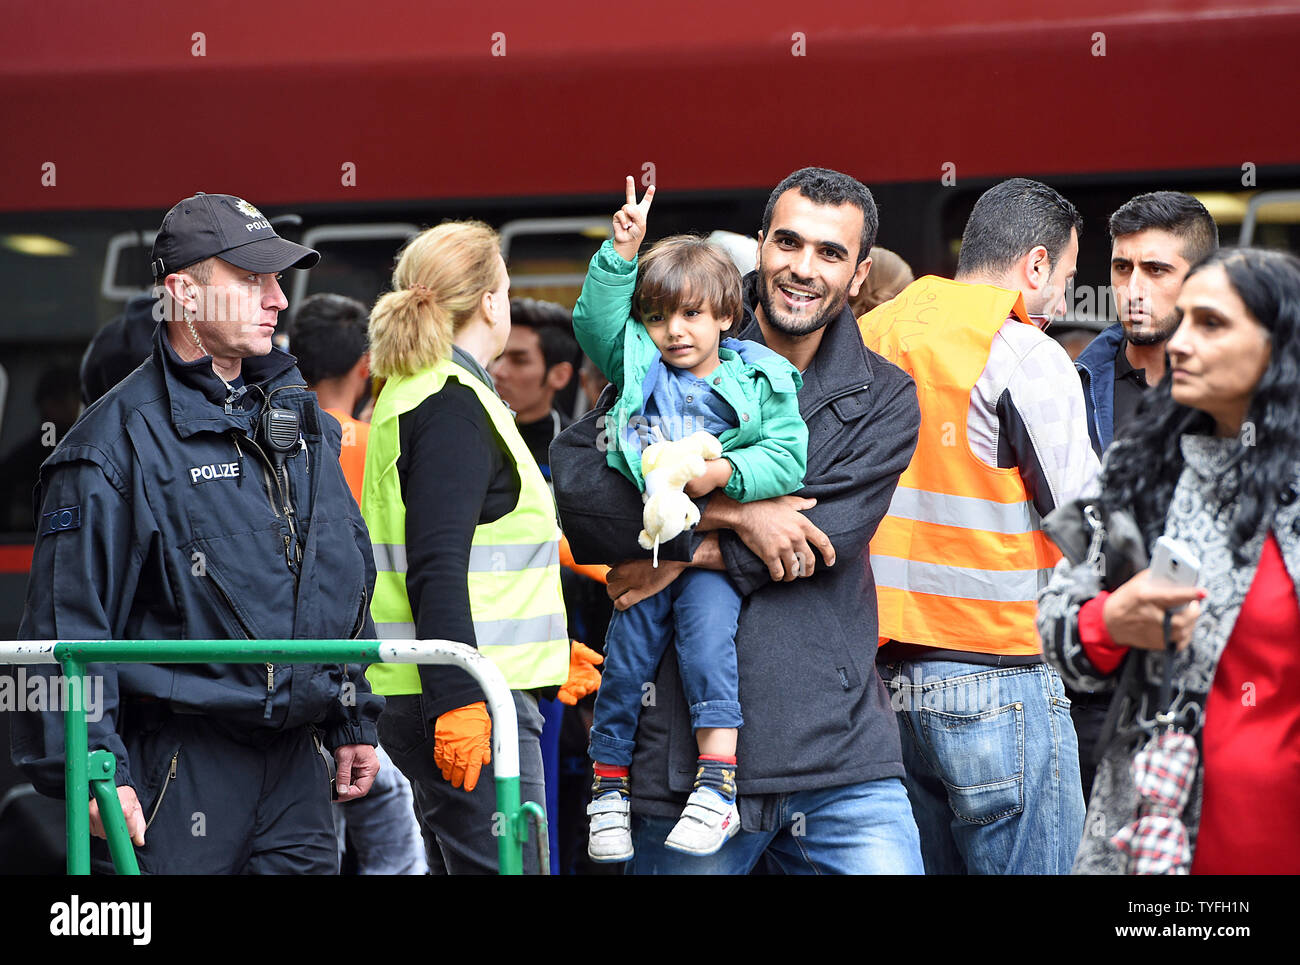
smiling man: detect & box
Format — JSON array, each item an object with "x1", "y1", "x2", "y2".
[
  {"x1": 1076, "y1": 192, "x2": 1219, "y2": 456},
  {"x1": 552, "y1": 167, "x2": 924, "y2": 874},
  {"x1": 11, "y1": 193, "x2": 383, "y2": 874}
]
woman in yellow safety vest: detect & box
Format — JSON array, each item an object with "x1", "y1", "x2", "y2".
[{"x1": 361, "y1": 221, "x2": 586, "y2": 874}]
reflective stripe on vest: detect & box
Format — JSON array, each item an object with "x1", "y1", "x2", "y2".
[
  {"x1": 373, "y1": 540, "x2": 559, "y2": 574},
  {"x1": 362, "y1": 357, "x2": 569, "y2": 695},
  {"x1": 871, "y1": 556, "x2": 1055, "y2": 604},
  {"x1": 861, "y1": 276, "x2": 1062, "y2": 656},
  {"x1": 375, "y1": 611, "x2": 566, "y2": 648},
  {"x1": 886, "y1": 486, "x2": 1036, "y2": 535}
]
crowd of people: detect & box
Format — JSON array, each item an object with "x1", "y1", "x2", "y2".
[{"x1": 8, "y1": 167, "x2": 1299, "y2": 875}]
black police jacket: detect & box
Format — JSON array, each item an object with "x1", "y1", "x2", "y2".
[{"x1": 11, "y1": 323, "x2": 382, "y2": 798}]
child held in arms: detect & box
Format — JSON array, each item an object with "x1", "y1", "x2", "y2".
[{"x1": 572, "y1": 177, "x2": 808, "y2": 861}]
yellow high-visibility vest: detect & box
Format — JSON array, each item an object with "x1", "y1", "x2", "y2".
[
  {"x1": 861, "y1": 276, "x2": 1061, "y2": 656},
  {"x1": 363, "y1": 356, "x2": 569, "y2": 693}
]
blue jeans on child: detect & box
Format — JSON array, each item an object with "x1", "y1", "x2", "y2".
[{"x1": 588, "y1": 568, "x2": 743, "y2": 766}]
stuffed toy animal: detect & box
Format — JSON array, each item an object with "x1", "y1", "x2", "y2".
[{"x1": 638, "y1": 431, "x2": 724, "y2": 566}]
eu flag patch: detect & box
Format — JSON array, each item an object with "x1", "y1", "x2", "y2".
[{"x1": 42, "y1": 505, "x2": 81, "y2": 534}]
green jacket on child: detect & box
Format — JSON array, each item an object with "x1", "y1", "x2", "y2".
[{"x1": 572, "y1": 240, "x2": 807, "y2": 502}]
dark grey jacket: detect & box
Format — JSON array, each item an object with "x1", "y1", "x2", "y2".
[{"x1": 552, "y1": 278, "x2": 920, "y2": 824}]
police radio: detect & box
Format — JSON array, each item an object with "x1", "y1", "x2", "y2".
[{"x1": 259, "y1": 407, "x2": 301, "y2": 471}]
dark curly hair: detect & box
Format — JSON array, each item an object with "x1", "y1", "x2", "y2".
[{"x1": 1099, "y1": 247, "x2": 1300, "y2": 564}]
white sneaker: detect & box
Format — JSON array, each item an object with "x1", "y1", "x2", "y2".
[
  {"x1": 663, "y1": 788, "x2": 741, "y2": 856},
  {"x1": 587, "y1": 792, "x2": 634, "y2": 863}
]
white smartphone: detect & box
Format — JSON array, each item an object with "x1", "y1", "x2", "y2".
[{"x1": 1150, "y1": 535, "x2": 1201, "y2": 611}]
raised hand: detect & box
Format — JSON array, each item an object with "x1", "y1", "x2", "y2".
[{"x1": 612, "y1": 175, "x2": 655, "y2": 262}]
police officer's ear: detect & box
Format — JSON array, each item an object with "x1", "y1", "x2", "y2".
[{"x1": 161, "y1": 272, "x2": 195, "y2": 320}]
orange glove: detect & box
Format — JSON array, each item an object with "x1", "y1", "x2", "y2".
[
  {"x1": 559, "y1": 535, "x2": 610, "y2": 585},
  {"x1": 433, "y1": 701, "x2": 492, "y2": 791},
  {"x1": 557, "y1": 640, "x2": 604, "y2": 706}
]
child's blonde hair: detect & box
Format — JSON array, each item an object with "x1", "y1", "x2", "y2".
[
  {"x1": 369, "y1": 221, "x2": 502, "y2": 378},
  {"x1": 633, "y1": 235, "x2": 743, "y2": 331}
]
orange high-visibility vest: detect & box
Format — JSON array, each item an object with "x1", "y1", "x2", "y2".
[{"x1": 860, "y1": 276, "x2": 1061, "y2": 656}]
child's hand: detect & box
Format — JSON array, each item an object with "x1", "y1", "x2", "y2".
[
  {"x1": 612, "y1": 176, "x2": 655, "y2": 262},
  {"x1": 684, "y1": 457, "x2": 732, "y2": 499}
]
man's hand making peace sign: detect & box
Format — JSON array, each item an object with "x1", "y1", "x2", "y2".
[{"x1": 612, "y1": 175, "x2": 656, "y2": 262}]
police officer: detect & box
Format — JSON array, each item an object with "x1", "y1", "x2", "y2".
[{"x1": 11, "y1": 193, "x2": 384, "y2": 874}]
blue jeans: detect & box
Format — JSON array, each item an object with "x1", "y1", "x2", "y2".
[
  {"x1": 626, "y1": 778, "x2": 924, "y2": 874},
  {"x1": 589, "y1": 569, "x2": 743, "y2": 766},
  {"x1": 878, "y1": 659, "x2": 1085, "y2": 875}
]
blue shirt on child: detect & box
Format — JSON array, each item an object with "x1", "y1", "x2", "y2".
[{"x1": 625, "y1": 363, "x2": 738, "y2": 455}]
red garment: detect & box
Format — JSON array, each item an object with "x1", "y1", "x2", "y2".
[
  {"x1": 1077, "y1": 535, "x2": 1300, "y2": 873},
  {"x1": 1078, "y1": 591, "x2": 1125, "y2": 674},
  {"x1": 1192, "y1": 532, "x2": 1300, "y2": 873}
]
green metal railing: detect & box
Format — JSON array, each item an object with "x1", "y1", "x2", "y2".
[{"x1": 0, "y1": 639, "x2": 546, "y2": 876}]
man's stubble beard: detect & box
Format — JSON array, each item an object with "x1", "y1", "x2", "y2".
[
  {"x1": 1123, "y1": 307, "x2": 1180, "y2": 346},
  {"x1": 758, "y1": 272, "x2": 850, "y2": 338}
]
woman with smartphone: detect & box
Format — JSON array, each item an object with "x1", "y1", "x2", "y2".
[{"x1": 1038, "y1": 247, "x2": 1300, "y2": 874}]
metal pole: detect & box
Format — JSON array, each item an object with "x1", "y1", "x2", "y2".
[
  {"x1": 495, "y1": 775, "x2": 524, "y2": 875},
  {"x1": 60, "y1": 653, "x2": 89, "y2": 876},
  {"x1": 0, "y1": 639, "x2": 529, "y2": 876},
  {"x1": 88, "y1": 750, "x2": 139, "y2": 875}
]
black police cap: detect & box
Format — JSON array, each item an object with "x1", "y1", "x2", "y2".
[{"x1": 150, "y1": 192, "x2": 320, "y2": 279}]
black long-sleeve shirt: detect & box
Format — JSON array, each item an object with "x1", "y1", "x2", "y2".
[{"x1": 396, "y1": 376, "x2": 520, "y2": 718}]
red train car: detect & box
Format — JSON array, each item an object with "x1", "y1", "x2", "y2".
[{"x1": 1, "y1": 0, "x2": 1299, "y2": 642}]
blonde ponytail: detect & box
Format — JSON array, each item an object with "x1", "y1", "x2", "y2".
[{"x1": 368, "y1": 221, "x2": 503, "y2": 378}]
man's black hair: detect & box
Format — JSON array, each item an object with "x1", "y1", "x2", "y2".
[
  {"x1": 760, "y1": 167, "x2": 878, "y2": 265},
  {"x1": 509, "y1": 297, "x2": 580, "y2": 371},
  {"x1": 287, "y1": 293, "x2": 369, "y2": 385},
  {"x1": 1108, "y1": 191, "x2": 1219, "y2": 265},
  {"x1": 956, "y1": 178, "x2": 1083, "y2": 277}
]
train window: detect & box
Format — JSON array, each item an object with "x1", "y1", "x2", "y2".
[
  {"x1": 290, "y1": 223, "x2": 421, "y2": 312},
  {"x1": 1237, "y1": 191, "x2": 1300, "y2": 249},
  {"x1": 0, "y1": 363, "x2": 8, "y2": 448},
  {"x1": 101, "y1": 230, "x2": 158, "y2": 301},
  {"x1": 500, "y1": 217, "x2": 610, "y2": 308}
]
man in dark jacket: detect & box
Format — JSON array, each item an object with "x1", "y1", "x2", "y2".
[
  {"x1": 1070, "y1": 192, "x2": 1217, "y2": 799},
  {"x1": 1076, "y1": 192, "x2": 1218, "y2": 456},
  {"x1": 552, "y1": 168, "x2": 923, "y2": 873},
  {"x1": 11, "y1": 193, "x2": 383, "y2": 874}
]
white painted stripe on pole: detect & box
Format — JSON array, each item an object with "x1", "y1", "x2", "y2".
[
  {"x1": 0, "y1": 641, "x2": 60, "y2": 663},
  {"x1": 375, "y1": 640, "x2": 520, "y2": 779}
]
